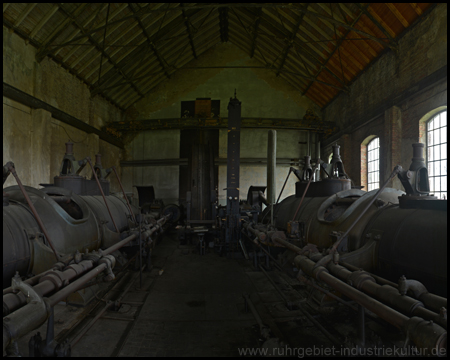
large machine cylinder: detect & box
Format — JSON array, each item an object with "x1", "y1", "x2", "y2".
[
  {"x1": 364, "y1": 205, "x2": 447, "y2": 296},
  {"x1": 272, "y1": 188, "x2": 403, "y2": 250},
  {"x1": 2, "y1": 185, "x2": 139, "y2": 289}
]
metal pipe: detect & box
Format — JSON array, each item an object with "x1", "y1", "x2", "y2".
[
  {"x1": 296, "y1": 255, "x2": 409, "y2": 329},
  {"x1": 86, "y1": 157, "x2": 120, "y2": 234},
  {"x1": 267, "y1": 130, "x2": 277, "y2": 225},
  {"x1": 276, "y1": 167, "x2": 292, "y2": 204},
  {"x1": 297, "y1": 274, "x2": 358, "y2": 311},
  {"x1": 6, "y1": 163, "x2": 60, "y2": 262},
  {"x1": 48, "y1": 264, "x2": 107, "y2": 307},
  {"x1": 111, "y1": 166, "x2": 137, "y2": 225},
  {"x1": 101, "y1": 234, "x2": 137, "y2": 255},
  {"x1": 291, "y1": 165, "x2": 317, "y2": 221}
]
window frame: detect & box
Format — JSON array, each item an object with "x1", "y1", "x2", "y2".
[
  {"x1": 367, "y1": 137, "x2": 380, "y2": 191},
  {"x1": 426, "y1": 110, "x2": 447, "y2": 199}
]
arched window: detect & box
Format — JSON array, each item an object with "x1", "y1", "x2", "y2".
[
  {"x1": 367, "y1": 137, "x2": 380, "y2": 191},
  {"x1": 427, "y1": 111, "x2": 447, "y2": 199}
]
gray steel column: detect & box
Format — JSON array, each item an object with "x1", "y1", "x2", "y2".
[
  {"x1": 267, "y1": 130, "x2": 276, "y2": 225},
  {"x1": 315, "y1": 133, "x2": 320, "y2": 160},
  {"x1": 226, "y1": 94, "x2": 241, "y2": 245}
]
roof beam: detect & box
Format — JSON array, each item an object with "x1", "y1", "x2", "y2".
[
  {"x1": 29, "y1": 4, "x2": 59, "y2": 38},
  {"x1": 128, "y1": 3, "x2": 171, "y2": 79},
  {"x1": 91, "y1": 8, "x2": 198, "y2": 95},
  {"x1": 181, "y1": 4, "x2": 197, "y2": 59},
  {"x1": 35, "y1": 3, "x2": 88, "y2": 62},
  {"x1": 14, "y1": 3, "x2": 37, "y2": 27},
  {"x1": 54, "y1": 4, "x2": 144, "y2": 100},
  {"x1": 385, "y1": 3, "x2": 410, "y2": 28},
  {"x1": 250, "y1": 7, "x2": 262, "y2": 58},
  {"x1": 354, "y1": 4, "x2": 396, "y2": 42},
  {"x1": 219, "y1": 6, "x2": 229, "y2": 42},
  {"x1": 302, "y1": 5, "x2": 367, "y2": 96},
  {"x1": 410, "y1": 3, "x2": 423, "y2": 16},
  {"x1": 276, "y1": 5, "x2": 308, "y2": 77}
]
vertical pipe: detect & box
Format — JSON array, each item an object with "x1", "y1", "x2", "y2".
[
  {"x1": 306, "y1": 130, "x2": 311, "y2": 156},
  {"x1": 7, "y1": 163, "x2": 59, "y2": 262},
  {"x1": 111, "y1": 166, "x2": 137, "y2": 224},
  {"x1": 315, "y1": 133, "x2": 320, "y2": 160},
  {"x1": 267, "y1": 130, "x2": 277, "y2": 225},
  {"x1": 86, "y1": 158, "x2": 120, "y2": 234}
]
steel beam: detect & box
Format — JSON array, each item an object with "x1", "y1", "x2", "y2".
[
  {"x1": 276, "y1": 5, "x2": 308, "y2": 76},
  {"x1": 249, "y1": 7, "x2": 262, "y2": 58},
  {"x1": 3, "y1": 82, "x2": 124, "y2": 149}
]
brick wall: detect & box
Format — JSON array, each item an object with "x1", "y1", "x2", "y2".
[{"x1": 321, "y1": 4, "x2": 447, "y2": 191}]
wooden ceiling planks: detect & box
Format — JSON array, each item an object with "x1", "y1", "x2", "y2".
[{"x1": 2, "y1": 3, "x2": 436, "y2": 110}]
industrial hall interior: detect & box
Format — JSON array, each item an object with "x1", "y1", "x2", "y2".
[{"x1": 2, "y1": 3, "x2": 447, "y2": 357}]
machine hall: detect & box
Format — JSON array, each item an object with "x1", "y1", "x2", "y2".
[{"x1": 3, "y1": 3, "x2": 447, "y2": 357}]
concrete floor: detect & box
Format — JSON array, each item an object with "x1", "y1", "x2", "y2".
[
  {"x1": 115, "y1": 234, "x2": 262, "y2": 357},
  {"x1": 13, "y1": 231, "x2": 369, "y2": 357}
]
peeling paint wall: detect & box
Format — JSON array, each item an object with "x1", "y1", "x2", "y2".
[{"x1": 3, "y1": 26, "x2": 123, "y2": 192}]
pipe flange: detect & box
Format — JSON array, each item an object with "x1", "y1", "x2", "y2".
[
  {"x1": 39, "y1": 271, "x2": 64, "y2": 290},
  {"x1": 348, "y1": 270, "x2": 375, "y2": 290}
]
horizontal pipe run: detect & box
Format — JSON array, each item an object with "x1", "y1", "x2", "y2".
[
  {"x1": 48, "y1": 264, "x2": 107, "y2": 307},
  {"x1": 295, "y1": 255, "x2": 409, "y2": 329},
  {"x1": 101, "y1": 234, "x2": 137, "y2": 255},
  {"x1": 326, "y1": 262, "x2": 447, "y2": 330}
]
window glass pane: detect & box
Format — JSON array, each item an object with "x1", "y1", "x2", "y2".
[
  {"x1": 441, "y1": 142, "x2": 447, "y2": 158},
  {"x1": 435, "y1": 114, "x2": 441, "y2": 129},
  {"x1": 428, "y1": 118, "x2": 435, "y2": 131},
  {"x1": 428, "y1": 130, "x2": 433, "y2": 145},
  {"x1": 428, "y1": 147, "x2": 433, "y2": 162},
  {"x1": 429, "y1": 177, "x2": 434, "y2": 192},
  {"x1": 434, "y1": 161, "x2": 440, "y2": 176},
  {"x1": 434, "y1": 179, "x2": 441, "y2": 192},
  {"x1": 443, "y1": 159, "x2": 447, "y2": 176},
  {"x1": 442, "y1": 178, "x2": 447, "y2": 192},
  {"x1": 441, "y1": 111, "x2": 447, "y2": 126},
  {"x1": 429, "y1": 163, "x2": 434, "y2": 176},
  {"x1": 434, "y1": 146, "x2": 439, "y2": 162},
  {"x1": 442, "y1": 127, "x2": 447, "y2": 143},
  {"x1": 435, "y1": 129, "x2": 440, "y2": 144}
]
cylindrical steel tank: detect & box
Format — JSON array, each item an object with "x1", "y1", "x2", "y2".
[
  {"x1": 363, "y1": 205, "x2": 447, "y2": 296},
  {"x1": 272, "y1": 188, "x2": 404, "y2": 250},
  {"x1": 2, "y1": 185, "x2": 140, "y2": 289}
]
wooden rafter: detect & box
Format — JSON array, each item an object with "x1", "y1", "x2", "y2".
[
  {"x1": 219, "y1": 6, "x2": 229, "y2": 42},
  {"x1": 128, "y1": 3, "x2": 171, "y2": 79},
  {"x1": 410, "y1": 3, "x2": 423, "y2": 16},
  {"x1": 358, "y1": 4, "x2": 397, "y2": 40},
  {"x1": 302, "y1": 5, "x2": 367, "y2": 96},
  {"x1": 54, "y1": 4, "x2": 144, "y2": 100},
  {"x1": 35, "y1": 3, "x2": 88, "y2": 62},
  {"x1": 14, "y1": 3, "x2": 37, "y2": 27},
  {"x1": 181, "y1": 4, "x2": 197, "y2": 59},
  {"x1": 385, "y1": 3, "x2": 410, "y2": 28},
  {"x1": 276, "y1": 5, "x2": 308, "y2": 76},
  {"x1": 29, "y1": 4, "x2": 59, "y2": 38},
  {"x1": 250, "y1": 7, "x2": 262, "y2": 58}
]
